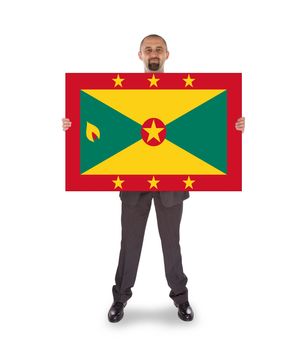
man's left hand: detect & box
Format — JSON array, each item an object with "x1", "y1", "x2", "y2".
[{"x1": 235, "y1": 117, "x2": 245, "y2": 133}]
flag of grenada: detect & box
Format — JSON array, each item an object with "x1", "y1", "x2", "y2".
[{"x1": 66, "y1": 73, "x2": 241, "y2": 191}]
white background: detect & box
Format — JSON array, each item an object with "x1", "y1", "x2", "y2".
[{"x1": 0, "y1": 0, "x2": 306, "y2": 349}]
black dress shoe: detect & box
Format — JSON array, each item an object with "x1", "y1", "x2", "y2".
[
  {"x1": 175, "y1": 301, "x2": 194, "y2": 321},
  {"x1": 108, "y1": 301, "x2": 126, "y2": 323}
]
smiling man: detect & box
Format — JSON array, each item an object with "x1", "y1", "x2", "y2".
[
  {"x1": 62, "y1": 34, "x2": 245, "y2": 323},
  {"x1": 112, "y1": 35, "x2": 193, "y2": 323}
]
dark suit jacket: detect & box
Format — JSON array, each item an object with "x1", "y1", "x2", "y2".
[{"x1": 119, "y1": 191, "x2": 189, "y2": 207}]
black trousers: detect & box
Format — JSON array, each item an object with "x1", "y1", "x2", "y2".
[{"x1": 112, "y1": 192, "x2": 188, "y2": 304}]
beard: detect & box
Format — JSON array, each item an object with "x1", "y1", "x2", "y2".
[{"x1": 148, "y1": 59, "x2": 160, "y2": 71}]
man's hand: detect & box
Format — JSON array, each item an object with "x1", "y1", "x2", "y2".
[
  {"x1": 235, "y1": 117, "x2": 245, "y2": 133},
  {"x1": 62, "y1": 118, "x2": 72, "y2": 131}
]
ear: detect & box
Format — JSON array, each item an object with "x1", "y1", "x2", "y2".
[
  {"x1": 166, "y1": 51, "x2": 170, "y2": 60},
  {"x1": 138, "y1": 51, "x2": 142, "y2": 60}
]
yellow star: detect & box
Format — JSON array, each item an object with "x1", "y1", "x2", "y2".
[
  {"x1": 148, "y1": 74, "x2": 160, "y2": 87},
  {"x1": 143, "y1": 120, "x2": 164, "y2": 142},
  {"x1": 112, "y1": 74, "x2": 125, "y2": 87},
  {"x1": 148, "y1": 176, "x2": 160, "y2": 189},
  {"x1": 112, "y1": 176, "x2": 124, "y2": 189},
  {"x1": 183, "y1": 176, "x2": 195, "y2": 189},
  {"x1": 183, "y1": 74, "x2": 195, "y2": 87}
]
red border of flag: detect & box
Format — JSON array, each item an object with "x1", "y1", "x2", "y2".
[{"x1": 65, "y1": 73, "x2": 242, "y2": 191}]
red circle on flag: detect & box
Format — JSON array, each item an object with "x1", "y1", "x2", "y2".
[{"x1": 141, "y1": 118, "x2": 166, "y2": 146}]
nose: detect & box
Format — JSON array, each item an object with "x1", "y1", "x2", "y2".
[{"x1": 149, "y1": 50, "x2": 159, "y2": 57}]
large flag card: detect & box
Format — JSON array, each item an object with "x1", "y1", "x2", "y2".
[{"x1": 66, "y1": 73, "x2": 241, "y2": 191}]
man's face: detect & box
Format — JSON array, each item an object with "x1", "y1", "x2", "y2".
[{"x1": 138, "y1": 37, "x2": 169, "y2": 72}]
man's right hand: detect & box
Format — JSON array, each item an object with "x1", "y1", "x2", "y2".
[{"x1": 62, "y1": 118, "x2": 72, "y2": 131}]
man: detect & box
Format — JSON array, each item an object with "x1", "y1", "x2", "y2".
[{"x1": 63, "y1": 34, "x2": 245, "y2": 323}]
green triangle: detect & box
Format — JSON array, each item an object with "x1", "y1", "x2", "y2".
[
  {"x1": 80, "y1": 91, "x2": 141, "y2": 173},
  {"x1": 166, "y1": 91, "x2": 227, "y2": 173}
]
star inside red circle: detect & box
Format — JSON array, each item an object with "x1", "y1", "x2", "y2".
[{"x1": 141, "y1": 118, "x2": 166, "y2": 146}]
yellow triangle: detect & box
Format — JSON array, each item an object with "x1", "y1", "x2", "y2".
[
  {"x1": 82, "y1": 89, "x2": 225, "y2": 125},
  {"x1": 82, "y1": 139, "x2": 225, "y2": 175}
]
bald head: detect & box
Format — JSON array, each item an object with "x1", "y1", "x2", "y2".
[{"x1": 139, "y1": 34, "x2": 168, "y2": 51}]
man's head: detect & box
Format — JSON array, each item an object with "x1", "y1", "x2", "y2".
[{"x1": 138, "y1": 34, "x2": 169, "y2": 73}]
